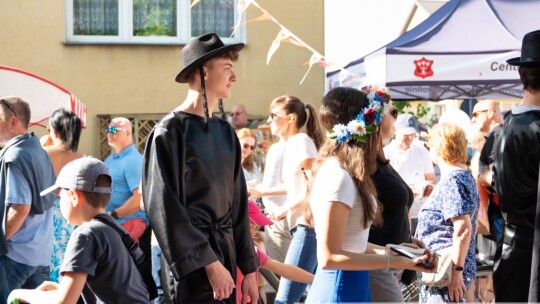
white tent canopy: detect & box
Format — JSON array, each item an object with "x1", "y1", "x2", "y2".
[
  {"x1": 327, "y1": 0, "x2": 540, "y2": 100},
  {"x1": 0, "y1": 65, "x2": 87, "y2": 127}
]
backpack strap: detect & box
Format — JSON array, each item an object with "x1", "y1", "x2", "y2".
[{"x1": 93, "y1": 214, "x2": 145, "y2": 265}]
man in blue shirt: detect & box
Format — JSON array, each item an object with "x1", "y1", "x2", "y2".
[
  {"x1": 0, "y1": 96, "x2": 56, "y2": 303},
  {"x1": 104, "y1": 117, "x2": 147, "y2": 243}
]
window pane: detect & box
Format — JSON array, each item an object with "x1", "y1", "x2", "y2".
[
  {"x1": 191, "y1": 0, "x2": 234, "y2": 37},
  {"x1": 73, "y1": 0, "x2": 119, "y2": 35},
  {"x1": 133, "y1": 0, "x2": 177, "y2": 37}
]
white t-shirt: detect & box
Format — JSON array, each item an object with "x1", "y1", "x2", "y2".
[
  {"x1": 384, "y1": 142, "x2": 435, "y2": 218},
  {"x1": 261, "y1": 141, "x2": 287, "y2": 212},
  {"x1": 310, "y1": 157, "x2": 374, "y2": 254},
  {"x1": 282, "y1": 133, "x2": 318, "y2": 228}
]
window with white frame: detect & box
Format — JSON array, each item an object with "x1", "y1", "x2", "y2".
[{"x1": 65, "y1": 0, "x2": 244, "y2": 44}]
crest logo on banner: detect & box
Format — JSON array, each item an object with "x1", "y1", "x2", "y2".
[{"x1": 413, "y1": 57, "x2": 434, "y2": 78}]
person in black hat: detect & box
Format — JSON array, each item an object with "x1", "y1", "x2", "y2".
[
  {"x1": 492, "y1": 29, "x2": 540, "y2": 302},
  {"x1": 141, "y1": 33, "x2": 259, "y2": 303}
]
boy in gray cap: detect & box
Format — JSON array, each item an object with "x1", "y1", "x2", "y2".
[{"x1": 8, "y1": 157, "x2": 149, "y2": 304}]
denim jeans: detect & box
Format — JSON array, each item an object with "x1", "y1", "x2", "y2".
[
  {"x1": 274, "y1": 225, "x2": 317, "y2": 304},
  {"x1": 0, "y1": 255, "x2": 50, "y2": 303},
  {"x1": 151, "y1": 245, "x2": 164, "y2": 304}
]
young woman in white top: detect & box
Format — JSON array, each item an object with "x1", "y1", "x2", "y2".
[
  {"x1": 252, "y1": 95, "x2": 324, "y2": 304},
  {"x1": 306, "y1": 87, "x2": 436, "y2": 303}
]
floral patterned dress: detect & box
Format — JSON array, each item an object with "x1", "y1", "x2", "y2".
[
  {"x1": 50, "y1": 198, "x2": 75, "y2": 282},
  {"x1": 416, "y1": 169, "x2": 479, "y2": 302}
]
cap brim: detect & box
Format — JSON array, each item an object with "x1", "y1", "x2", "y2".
[
  {"x1": 251, "y1": 214, "x2": 273, "y2": 226},
  {"x1": 40, "y1": 184, "x2": 60, "y2": 197},
  {"x1": 398, "y1": 127, "x2": 418, "y2": 135},
  {"x1": 175, "y1": 43, "x2": 245, "y2": 83}
]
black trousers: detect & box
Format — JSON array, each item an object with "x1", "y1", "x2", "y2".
[
  {"x1": 160, "y1": 256, "x2": 233, "y2": 304},
  {"x1": 493, "y1": 224, "x2": 533, "y2": 302}
]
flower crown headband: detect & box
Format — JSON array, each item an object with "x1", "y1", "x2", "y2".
[{"x1": 328, "y1": 91, "x2": 391, "y2": 144}]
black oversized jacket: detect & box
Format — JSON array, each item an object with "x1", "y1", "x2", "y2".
[{"x1": 142, "y1": 111, "x2": 257, "y2": 301}]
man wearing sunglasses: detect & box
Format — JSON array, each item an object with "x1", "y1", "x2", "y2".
[
  {"x1": 104, "y1": 117, "x2": 147, "y2": 243},
  {"x1": 0, "y1": 97, "x2": 56, "y2": 302},
  {"x1": 141, "y1": 33, "x2": 258, "y2": 304}
]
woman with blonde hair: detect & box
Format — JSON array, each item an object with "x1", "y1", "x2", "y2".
[
  {"x1": 251, "y1": 95, "x2": 324, "y2": 304},
  {"x1": 417, "y1": 123, "x2": 479, "y2": 303},
  {"x1": 306, "y1": 87, "x2": 435, "y2": 302},
  {"x1": 236, "y1": 128, "x2": 262, "y2": 185}
]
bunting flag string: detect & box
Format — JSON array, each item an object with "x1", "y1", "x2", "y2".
[{"x1": 193, "y1": 0, "x2": 364, "y2": 85}]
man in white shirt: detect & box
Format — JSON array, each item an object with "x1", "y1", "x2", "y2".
[{"x1": 384, "y1": 113, "x2": 435, "y2": 234}]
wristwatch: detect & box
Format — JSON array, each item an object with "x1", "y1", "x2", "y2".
[
  {"x1": 111, "y1": 210, "x2": 119, "y2": 219},
  {"x1": 453, "y1": 265, "x2": 464, "y2": 271}
]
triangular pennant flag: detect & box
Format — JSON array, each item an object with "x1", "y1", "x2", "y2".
[
  {"x1": 232, "y1": 11, "x2": 272, "y2": 36},
  {"x1": 300, "y1": 52, "x2": 323, "y2": 84},
  {"x1": 190, "y1": 0, "x2": 201, "y2": 8},
  {"x1": 267, "y1": 29, "x2": 290, "y2": 65}
]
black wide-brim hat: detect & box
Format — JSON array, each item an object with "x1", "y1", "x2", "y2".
[
  {"x1": 175, "y1": 33, "x2": 244, "y2": 83},
  {"x1": 507, "y1": 29, "x2": 540, "y2": 66}
]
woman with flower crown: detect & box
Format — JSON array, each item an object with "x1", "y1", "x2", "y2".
[{"x1": 305, "y1": 87, "x2": 436, "y2": 303}]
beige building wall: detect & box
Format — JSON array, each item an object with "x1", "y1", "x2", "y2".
[{"x1": 0, "y1": 0, "x2": 324, "y2": 157}]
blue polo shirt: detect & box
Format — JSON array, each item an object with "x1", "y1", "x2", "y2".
[
  {"x1": 6, "y1": 164, "x2": 53, "y2": 266},
  {"x1": 104, "y1": 144, "x2": 146, "y2": 224}
]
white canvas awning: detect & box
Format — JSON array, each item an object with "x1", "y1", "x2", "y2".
[
  {"x1": 327, "y1": 0, "x2": 540, "y2": 100},
  {"x1": 0, "y1": 65, "x2": 87, "y2": 127}
]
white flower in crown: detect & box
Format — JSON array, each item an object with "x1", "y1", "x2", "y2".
[
  {"x1": 347, "y1": 119, "x2": 367, "y2": 136},
  {"x1": 382, "y1": 102, "x2": 392, "y2": 116},
  {"x1": 332, "y1": 123, "x2": 351, "y2": 143},
  {"x1": 368, "y1": 99, "x2": 382, "y2": 111}
]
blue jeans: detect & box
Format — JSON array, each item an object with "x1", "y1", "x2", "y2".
[
  {"x1": 306, "y1": 268, "x2": 370, "y2": 303},
  {"x1": 274, "y1": 225, "x2": 317, "y2": 304},
  {"x1": 151, "y1": 245, "x2": 164, "y2": 304},
  {"x1": 0, "y1": 255, "x2": 50, "y2": 303}
]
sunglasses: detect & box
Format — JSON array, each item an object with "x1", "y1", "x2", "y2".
[
  {"x1": 106, "y1": 126, "x2": 128, "y2": 134},
  {"x1": 243, "y1": 143, "x2": 256, "y2": 151},
  {"x1": 389, "y1": 108, "x2": 398, "y2": 120},
  {"x1": 268, "y1": 113, "x2": 286, "y2": 121},
  {"x1": 472, "y1": 110, "x2": 488, "y2": 117},
  {"x1": 0, "y1": 99, "x2": 18, "y2": 118}
]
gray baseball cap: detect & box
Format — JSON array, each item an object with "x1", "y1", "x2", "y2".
[
  {"x1": 395, "y1": 113, "x2": 419, "y2": 135},
  {"x1": 40, "y1": 157, "x2": 112, "y2": 196}
]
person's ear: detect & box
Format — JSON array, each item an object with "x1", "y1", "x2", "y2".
[
  {"x1": 68, "y1": 189, "x2": 83, "y2": 208},
  {"x1": 202, "y1": 66, "x2": 209, "y2": 78},
  {"x1": 288, "y1": 113, "x2": 295, "y2": 123}
]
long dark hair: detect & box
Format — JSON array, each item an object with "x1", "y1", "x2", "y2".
[
  {"x1": 49, "y1": 108, "x2": 82, "y2": 152},
  {"x1": 269, "y1": 95, "x2": 324, "y2": 150},
  {"x1": 308, "y1": 87, "x2": 384, "y2": 228}
]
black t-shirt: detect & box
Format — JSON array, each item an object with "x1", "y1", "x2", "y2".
[
  {"x1": 368, "y1": 161, "x2": 414, "y2": 246},
  {"x1": 61, "y1": 215, "x2": 150, "y2": 303},
  {"x1": 479, "y1": 124, "x2": 502, "y2": 175}
]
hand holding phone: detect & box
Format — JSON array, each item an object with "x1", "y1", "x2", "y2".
[{"x1": 390, "y1": 246, "x2": 435, "y2": 269}]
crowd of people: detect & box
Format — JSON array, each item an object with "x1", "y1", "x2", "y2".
[{"x1": 0, "y1": 29, "x2": 539, "y2": 304}]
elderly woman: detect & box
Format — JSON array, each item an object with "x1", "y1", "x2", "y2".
[{"x1": 417, "y1": 123, "x2": 479, "y2": 303}]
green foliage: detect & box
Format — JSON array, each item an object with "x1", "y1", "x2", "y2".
[{"x1": 393, "y1": 101, "x2": 438, "y2": 128}]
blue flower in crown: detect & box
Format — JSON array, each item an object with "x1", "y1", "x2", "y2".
[
  {"x1": 332, "y1": 124, "x2": 351, "y2": 143},
  {"x1": 328, "y1": 90, "x2": 389, "y2": 144}
]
